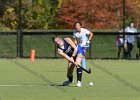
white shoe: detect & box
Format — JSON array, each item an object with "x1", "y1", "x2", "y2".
[
  {"x1": 63, "y1": 80, "x2": 73, "y2": 86},
  {"x1": 76, "y1": 81, "x2": 82, "y2": 87}
]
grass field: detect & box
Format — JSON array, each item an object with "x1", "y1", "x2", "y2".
[{"x1": 0, "y1": 59, "x2": 140, "y2": 100}]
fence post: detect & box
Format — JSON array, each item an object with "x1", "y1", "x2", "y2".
[
  {"x1": 20, "y1": 31, "x2": 23, "y2": 58},
  {"x1": 123, "y1": 0, "x2": 126, "y2": 58},
  {"x1": 17, "y1": 30, "x2": 20, "y2": 57},
  {"x1": 18, "y1": 0, "x2": 22, "y2": 58},
  {"x1": 55, "y1": 43, "x2": 57, "y2": 58},
  {"x1": 89, "y1": 42, "x2": 92, "y2": 58},
  {"x1": 53, "y1": 33, "x2": 57, "y2": 58}
]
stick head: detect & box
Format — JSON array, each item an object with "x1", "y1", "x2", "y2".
[{"x1": 88, "y1": 68, "x2": 91, "y2": 74}]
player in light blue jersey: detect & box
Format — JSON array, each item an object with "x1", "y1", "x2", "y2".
[
  {"x1": 73, "y1": 22, "x2": 93, "y2": 69},
  {"x1": 125, "y1": 22, "x2": 137, "y2": 58}
]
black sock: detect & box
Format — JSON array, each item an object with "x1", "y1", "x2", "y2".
[
  {"x1": 68, "y1": 76, "x2": 73, "y2": 82},
  {"x1": 77, "y1": 67, "x2": 82, "y2": 82}
]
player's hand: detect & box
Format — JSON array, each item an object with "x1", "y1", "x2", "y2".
[
  {"x1": 87, "y1": 40, "x2": 90, "y2": 44},
  {"x1": 70, "y1": 56, "x2": 74, "y2": 61},
  {"x1": 73, "y1": 62, "x2": 78, "y2": 67}
]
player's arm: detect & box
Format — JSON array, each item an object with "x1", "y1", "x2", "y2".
[
  {"x1": 88, "y1": 32, "x2": 93, "y2": 42},
  {"x1": 74, "y1": 38, "x2": 78, "y2": 45},
  {"x1": 85, "y1": 28, "x2": 93, "y2": 43},
  {"x1": 73, "y1": 33, "x2": 78, "y2": 45},
  {"x1": 65, "y1": 38, "x2": 77, "y2": 57},
  {"x1": 57, "y1": 49, "x2": 77, "y2": 66}
]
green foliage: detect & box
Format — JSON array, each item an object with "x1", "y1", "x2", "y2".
[
  {"x1": 0, "y1": 0, "x2": 62, "y2": 30},
  {"x1": 0, "y1": 22, "x2": 11, "y2": 31},
  {"x1": 22, "y1": 0, "x2": 54, "y2": 29},
  {"x1": 0, "y1": 5, "x2": 17, "y2": 30},
  {"x1": 1, "y1": 0, "x2": 140, "y2": 30}
]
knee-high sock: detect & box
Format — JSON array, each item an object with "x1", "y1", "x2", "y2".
[
  {"x1": 68, "y1": 76, "x2": 73, "y2": 82},
  {"x1": 77, "y1": 67, "x2": 82, "y2": 82},
  {"x1": 82, "y1": 58, "x2": 86, "y2": 69}
]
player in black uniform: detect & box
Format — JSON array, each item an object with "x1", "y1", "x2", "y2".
[{"x1": 53, "y1": 36, "x2": 84, "y2": 87}]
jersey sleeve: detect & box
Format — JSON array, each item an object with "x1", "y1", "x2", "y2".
[
  {"x1": 125, "y1": 27, "x2": 129, "y2": 32},
  {"x1": 57, "y1": 48, "x2": 63, "y2": 53},
  {"x1": 83, "y1": 28, "x2": 90, "y2": 35}
]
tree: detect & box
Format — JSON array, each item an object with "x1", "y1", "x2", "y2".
[
  {"x1": 0, "y1": 0, "x2": 60, "y2": 30},
  {"x1": 0, "y1": 0, "x2": 18, "y2": 30},
  {"x1": 131, "y1": 0, "x2": 140, "y2": 28},
  {"x1": 19, "y1": 0, "x2": 60, "y2": 29},
  {"x1": 57, "y1": 0, "x2": 140, "y2": 30}
]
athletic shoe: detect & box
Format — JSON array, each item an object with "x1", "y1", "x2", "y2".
[
  {"x1": 76, "y1": 81, "x2": 82, "y2": 87},
  {"x1": 63, "y1": 80, "x2": 73, "y2": 86}
]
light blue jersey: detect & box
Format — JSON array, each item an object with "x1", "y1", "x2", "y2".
[
  {"x1": 125, "y1": 27, "x2": 137, "y2": 44},
  {"x1": 73, "y1": 28, "x2": 90, "y2": 47},
  {"x1": 73, "y1": 28, "x2": 90, "y2": 69}
]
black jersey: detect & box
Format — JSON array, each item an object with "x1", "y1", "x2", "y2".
[{"x1": 57, "y1": 39, "x2": 74, "y2": 57}]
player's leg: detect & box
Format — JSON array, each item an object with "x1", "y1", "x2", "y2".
[
  {"x1": 119, "y1": 46, "x2": 124, "y2": 59},
  {"x1": 81, "y1": 48, "x2": 87, "y2": 69},
  {"x1": 75, "y1": 45, "x2": 85, "y2": 87},
  {"x1": 127, "y1": 43, "x2": 133, "y2": 58},
  {"x1": 63, "y1": 62, "x2": 75, "y2": 86},
  {"x1": 81, "y1": 55, "x2": 86, "y2": 69},
  {"x1": 123, "y1": 45, "x2": 128, "y2": 59},
  {"x1": 67, "y1": 62, "x2": 75, "y2": 82},
  {"x1": 129, "y1": 43, "x2": 133, "y2": 58},
  {"x1": 126, "y1": 42, "x2": 131, "y2": 58},
  {"x1": 118, "y1": 46, "x2": 121, "y2": 59},
  {"x1": 75, "y1": 54, "x2": 84, "y2": 87}
]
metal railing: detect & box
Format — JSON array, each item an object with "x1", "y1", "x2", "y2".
[{"x1": 0, "y1": 31, "x2": 140, "y2": 59}]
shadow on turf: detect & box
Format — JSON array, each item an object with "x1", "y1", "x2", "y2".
[
  {"x1": 9, "y1": 59, "x2": 67, "y2": 93},
  {"x1": 49, "y1": 84, "x2": 64, "y2": 86},
  {"x1": 89, "y1": 61, "x2": 140, "y2": 93},
  {"x1": 49, "y1": 84, "x2": 78, "y2": 87}
]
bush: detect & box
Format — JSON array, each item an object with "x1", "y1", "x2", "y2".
[{"x1": 0, "y1": 0, "x2": 61, "y2": 30}]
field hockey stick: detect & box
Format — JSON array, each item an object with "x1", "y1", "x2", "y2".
[{"x1": 78, "y1": 65, "x2": 91, "y2": 74}]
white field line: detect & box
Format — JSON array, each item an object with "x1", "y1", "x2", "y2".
[{"x1": 0, "y1": 84, "x2": 49, "y2": 87}]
